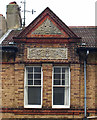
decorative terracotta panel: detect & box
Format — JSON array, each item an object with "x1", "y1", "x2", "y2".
[
  {"x1": 31, "y1": 18, "x2": 63, "y2": 35},
  {"x1": 27, "y1": 48, "x2": 68, "y2": 60}
]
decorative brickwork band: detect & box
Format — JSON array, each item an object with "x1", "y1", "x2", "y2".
[{"x1": 1, "y1": 108, "x2": 97, "y2": 115}]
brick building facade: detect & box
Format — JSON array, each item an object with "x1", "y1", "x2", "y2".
[{"x1": 0, "y1": 7, "x2": 97, "y2": 119}]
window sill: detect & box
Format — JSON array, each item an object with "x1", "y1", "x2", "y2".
[
  {"x1": 52, "y1": 105, "x2": 70, "y2": 109},
  {"x1": 24, "y1": 105, "x2": 42, "y2": 108}
]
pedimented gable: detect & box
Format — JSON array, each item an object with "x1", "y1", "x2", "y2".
[
  {"x1": 15, "y1": 7, "x2": 80, "y2": 42},
  {"x1": 27, "y1": 16, "x2": 68, "y2": 38}
]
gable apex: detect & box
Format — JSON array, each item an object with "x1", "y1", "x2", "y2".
[{"x1": 16, "y1": 7, "x2": 79, "y2": 39}]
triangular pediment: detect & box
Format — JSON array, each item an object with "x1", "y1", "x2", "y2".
[
  {"x1": 31, "y1": 18, "x2": 63, "y2": 35},
  {"x1": 27, "y1": 16, "x2": 68, "y2": 38},
  {"x1": 16, "y1": 7, "x2": 79, "y2": 41}
]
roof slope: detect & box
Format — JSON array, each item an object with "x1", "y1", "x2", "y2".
[
  {"x1": 71, "y1": 26, "x2": 97, "y2": 47},
  {"x1": 1, "y1": 29, "x2": 22, "y2": 46}
]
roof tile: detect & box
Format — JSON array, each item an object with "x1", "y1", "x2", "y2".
[{"x1": 71, "y1": 27, "x2": 97, "y2": 47}]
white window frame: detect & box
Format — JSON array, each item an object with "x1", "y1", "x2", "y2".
[
  {"x1": 52, "y1": 66, "x2": 70, "y2": 108},
  {"x1": 24, "y1": 66, "x2": 43, "y2": 108}
]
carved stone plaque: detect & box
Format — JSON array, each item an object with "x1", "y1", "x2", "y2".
[{"x1": 27, "y1": 48, "x2": 68, "y2": 59}]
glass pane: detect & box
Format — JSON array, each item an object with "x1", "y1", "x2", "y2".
[
  {"x1": 54, "y1": 68, "x2": 61, "y2": 73},
  {"x1": 54, "y1": 80, "x2": 60, "y2": 85},
  {"x1": 34, "y1": 74, "x2": 41, "y2": 79},
  {"x1": 62, "y1": 74, "x2": 65, "y2": 80},
  {"x1": 62, "y1": 80, "x2": 65, "y2": 85},
  {"x1": 28, "y1": 80, "x2": 33, "y2": 85},
  {"x1": 53, "y1": 87, "x2": 65, "y2": 105},
  {"x1": 28, "y1": 87, "x2": 41, "y2": 105},
  {"x1": 27, "y1": 67, "x2": 33, "y2": 72},
  {"x1": 34, "y1": 80, "x2": 41, "y2": 85},
  {"x1": 54, "y1": 74, "x2": 61, "y2": 79},
  {"x1": 62, "y1": 68, "x2": 65, "y2": 73},
  {"x1": 28, "y1": 74, "x2": 33, "y2": 80},
  {"x1": 34, "y1": 67, "x2": 41, "y2": 73}
]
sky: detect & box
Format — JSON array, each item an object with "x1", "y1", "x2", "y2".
[{"x1": 0, "y1": 0, "x2": 96, "y2": 26}]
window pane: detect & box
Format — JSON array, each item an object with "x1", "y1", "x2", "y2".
[
  {"x1": 54, "y1": 80, "x2": 60, "y2": 85},
  {"x1": 34, "y1": 67, "x2": 41, "y2": 73},
  {"x1": 27, "y1": 67, "x2": 33, "y2": 72},
  {"x1": 62, "y1": 68, "x2": 65, "y2": 73},
  {"x1": 62, "y1": 74, "x2": 65, "y2": 80},
  {"x1": 53, "y1": 87, "x2": 65, "y2": 105},
  {"x1": 28, "y1": 87, "x2": 41, "y2": 105},
  {"x1": 28, "y1": 80, "x2": 33, "y2": 85},
  {"x1": 62, "y1": 80, "x2": 65, "y2": 85},
  {"x1": 34, "y1": 74, "x2": 41, "y2": 79},
  {"x1": 54, "y1": 68, "x2": 61, "y2": 73},
  {"x1": 28, "y1": 74, "x2": 33, "y2": 80},
  {"x1": 34, "y1": 80, "x2": 41, "y2": 85},
  {"x1": 54, "y1": 74, "x2": 61, "y2": 79}
]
